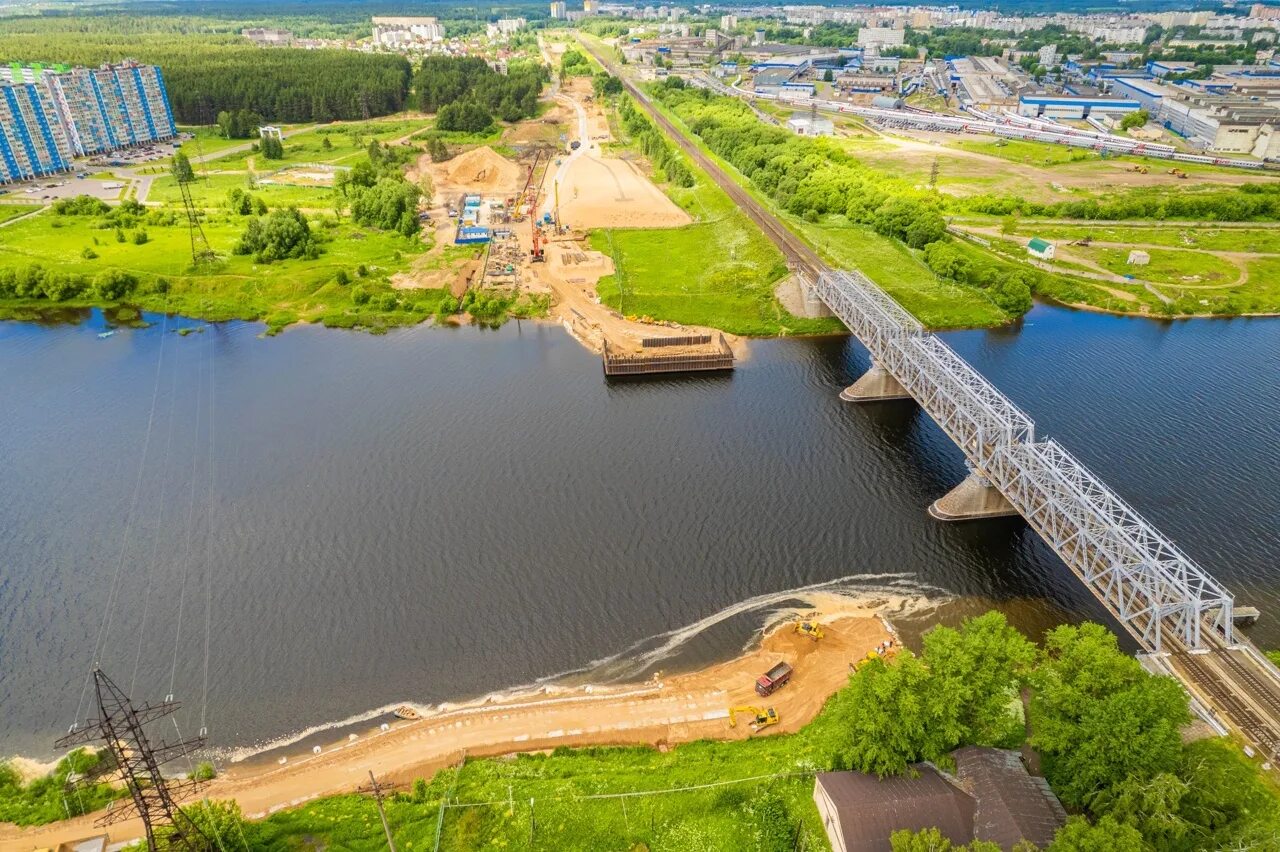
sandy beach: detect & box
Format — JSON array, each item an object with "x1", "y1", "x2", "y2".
[{"x1": 0, "y1": 609, "x2": 893, "y2": 850}]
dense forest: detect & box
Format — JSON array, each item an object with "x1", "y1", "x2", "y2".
[
  {"x1": 413, "y1": 56, "x2": 547, "y2": 131},
  {"x1": 0, "y1": 16, "x2": 411, "y2": 124}
]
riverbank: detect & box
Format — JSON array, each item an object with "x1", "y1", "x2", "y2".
[{"x1": 0, "y1": 609, "x2": 892, "y2": 850}]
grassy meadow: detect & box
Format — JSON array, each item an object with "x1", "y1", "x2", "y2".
[{"x1": 590, "y1": 170, "x2": 843, "y2": 337}]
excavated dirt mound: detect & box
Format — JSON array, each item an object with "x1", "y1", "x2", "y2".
[{"x1": 444, "y1": 146, "x2": 522, "y2": 192}]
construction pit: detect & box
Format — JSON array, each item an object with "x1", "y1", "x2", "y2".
[{"x1": 396, "y1": 86, "x2": 736, "y2": 374}]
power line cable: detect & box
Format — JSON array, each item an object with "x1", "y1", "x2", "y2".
[
  {"x1": 130, "y1": 345, "x2": 185, "y2": 695},
  {"x1": 74, "y1": 308, "x2": 172, "y2": 727}
]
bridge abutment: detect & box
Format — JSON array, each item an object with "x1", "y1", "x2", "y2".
[
  {"x1": 929, "y1": 467, "x2": 1020, "y2": 522},
  {"x1": 840, "y1": 362, "x2": 911, "y2": 402}
]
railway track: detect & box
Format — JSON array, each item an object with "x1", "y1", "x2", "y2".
[
  {"x1": 580, "y1": 39, "x2": 826, "y2": 279},
  {"x1": 1176, "y1": 651, "x2": 1280, "y2": 753}
]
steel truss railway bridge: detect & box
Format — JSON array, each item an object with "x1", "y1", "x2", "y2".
[
  {"x1": 580, "y1": 36, "x2": 1280, "y2": 758},
  {"x1": 816, "y1": 266, "x2": 1280, "y2": 756}
]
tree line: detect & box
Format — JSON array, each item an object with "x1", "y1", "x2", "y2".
[
  {"x1": 617, "y1": 94, "x2": 694, "y2": 188},
  {"x1": 413, "y1": 56, "x2": 547, "y2": 133},
  {"x1": 966, "y1": 181, "x2": 1280, "y2": 222},
  {"x1": 0, "y1": 26, "x2": 410, "y2": 125},
  {"x1": 651, "y1": 82, "x2": 1033, "y2": 316}
]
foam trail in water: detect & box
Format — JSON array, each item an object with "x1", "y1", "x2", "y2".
[
  {"x1": 532, "y1": 572, "x2": 946, "y2": 685},
  {"x1": 220, "y1": 573, "x2": 947, "y2": 763}
]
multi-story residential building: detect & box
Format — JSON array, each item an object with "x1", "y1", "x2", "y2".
[
  {"x1": 0, "y1": 60, "x2": 176, "y2": 183},
  {"x1": 49, "y1": 63, "x2": 178, "y2": 155},
  {"x1": 0, "y1": 79, "x2": 73, "y2": 183},
  {"x1": 243, "y1": 27, "x2": 295, "y2": 47},
  {"x1": 487, "y1": 18, "x2": 527, "y2": 38},
  {"x1": 550, "y1": 1, "x2": 567, "y2": 19},
  {"x1": 372, "y1": 16, "x2": 445, "y2": 47},
  {"x1": 857, "y1": 27, "x2": 906, "y2": 50}
]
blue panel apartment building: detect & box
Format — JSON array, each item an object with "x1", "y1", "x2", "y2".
[{"x1": 0, "y1": 60, "x2": 177, "y2": 184}]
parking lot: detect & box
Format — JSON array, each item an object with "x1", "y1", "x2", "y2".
[{"x1": 0, "y1": 174, "x2": 130, "y2": 203}]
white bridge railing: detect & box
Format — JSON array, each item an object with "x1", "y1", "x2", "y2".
[{"x1": 814, "y1": 270, "x2": 1236, "y2": 651}]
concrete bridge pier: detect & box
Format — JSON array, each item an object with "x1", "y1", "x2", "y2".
[
  {"x1": 929, "y1": 464, "x2": 1021, "y2": 522},
  {"x1": 795, "y1": 273, "x2": 833, "y2": 319},
  {"x1": 840, "y1": 361, "x2": 912, "y2": 402}
]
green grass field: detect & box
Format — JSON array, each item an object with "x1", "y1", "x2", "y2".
[
  {"x1": 0, "y1": 210, "x2": 440, "y2": 332},
  {"x1": 790, "y1": 217, "x2": 1007, "y2": 329},
  {"x1": 215, "y1": 118, "x2": 432, "y2": 172},
  {"x1": 1078, "y1": 245, "x2": 1241, "y2": 287},
  {"x1": 953, "y1": 138, "x2": 1103, "y2": 167},
  {"x1": 590, "y1": 171, "x2": 842, "y2": 336},
  {"x1": 0, "y1": 204, "x2": 43, "y2": 224},
  {"x1": 637, "y1": 90, "x2": 1009, "y2": 330},
  {"x1": 148, "y1": 171, "x2": 334, "y2": 210},
  {"x1": 998, "y1": 222, "x2": 1280, "y2": 253}
]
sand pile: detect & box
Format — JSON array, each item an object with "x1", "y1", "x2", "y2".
[
  {"x1": 557, "y1": 156, "x2": 691, "y2": 229},
  {"x1": 445, "y1": 146, "x2": 522, "y2": 191}
]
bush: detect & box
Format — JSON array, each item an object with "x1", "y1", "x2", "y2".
[
  {"x1": 334, "y1": 269, "x2": 350, "y2": 286},
  {"x1": 94, "y1": 269, "x2": 139, "y2": 300},
  {"x1": 561, "y1": 49, "x2": 593, "y2": 77},
  {"x1": 260, "y1": 135, "x2": 285, "y2": 160},
  {"x1": 233, "y1": 208, "x2": 319, "y2": 263},
  {"x1": 132, "y1": 229, "x2": 149, "y2": 246},
  {"x1": 81, "y1": 246, "x2": 99, "y2": 260},
  {"x1": 436, "y1": 101, "x2": 493, "y2": 134},
  {"x1": 53, "y1": 195, "x2": 110, "y2": 216},
  {"x1": 350, "y1": 178, "x2": 421, "y2": 236}
]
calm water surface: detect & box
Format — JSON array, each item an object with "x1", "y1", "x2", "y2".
[{"x1": 1, "y1": 306, "x2": 1277, "y2": 759}]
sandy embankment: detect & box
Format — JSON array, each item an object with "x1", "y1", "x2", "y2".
[{"x1": 0, "y1": 609, "x2": 893, "y2": 851}]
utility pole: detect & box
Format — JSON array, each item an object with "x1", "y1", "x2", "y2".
[
  {"x1": 367, "y1": 771, "x2": 397, "y2": 852},
  {"x1": 57, "y1": 668, "x2": 211, "y2": 852}
]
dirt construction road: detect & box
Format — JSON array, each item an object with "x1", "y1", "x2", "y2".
[{"x1": 0, "y1": 614, "x2": 892, "y2": 850}]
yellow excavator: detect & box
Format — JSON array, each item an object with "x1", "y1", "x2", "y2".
[
  {"x1": 794, "y1": 614, "x2": 825, "y2": 642},
  {"x1": 729, "y1": 706, "x2": 779, "y2": 732}
]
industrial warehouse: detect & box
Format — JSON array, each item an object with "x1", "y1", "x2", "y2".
[{"x1": 0, "y1": 60, "x2": 176, "y2": 184}]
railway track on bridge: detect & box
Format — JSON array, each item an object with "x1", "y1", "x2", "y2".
[{"x1": 580, "y1": 39, "x2": 825, "y2": 279}]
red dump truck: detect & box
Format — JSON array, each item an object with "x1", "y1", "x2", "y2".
[{"x1": 755, "y1": 661, "x2": 793, "y2": 697}]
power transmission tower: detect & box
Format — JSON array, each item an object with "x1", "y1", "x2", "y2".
[
  {"x1": 176, "y1": 173, "x2": 216, "y2": 268},
  {"x1": 57, "y1": 668, "x2": 212, "y2": 852}
]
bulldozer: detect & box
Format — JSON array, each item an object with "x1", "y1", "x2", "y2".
[
  {"x1": 852, "y1": 649, "x2": 884, "y2": 672},
  {"x1": 793, "y1": 615, "x2": 825, "y2": 642},
  {"x1": 1168, "y1": 168, "x2": 1188, "y2": 179},
  {"x1": 1129, "y1": 164, "x2": 1149, "y2": 174},
  {"x1": 729, "y1": 706, "x2": 779, "y2": 732}
]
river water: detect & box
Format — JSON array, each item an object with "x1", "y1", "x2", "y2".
[{"x1": 1, "y1": 306, "x2": 1277, "y2": 760}]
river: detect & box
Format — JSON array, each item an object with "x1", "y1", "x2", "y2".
[{"x1": 1, "y1": 305, "x2": 1277, "y2": 760}]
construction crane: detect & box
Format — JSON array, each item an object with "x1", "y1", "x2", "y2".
[
  {"x1": 793, "y1": 615, "x2": 825, "y2": 642},
  {"x1": 728, "y1": 706, "x2": 779, "y2": 732},
  {"x1": 531, "y1": 226, "x2": 546, "y2": 262}
]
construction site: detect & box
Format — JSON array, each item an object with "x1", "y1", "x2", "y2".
[{"x1": 396, "y1": 74, "x2": 738, "y2": 376}]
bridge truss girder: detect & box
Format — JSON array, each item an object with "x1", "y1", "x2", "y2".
[{"x1": 812, "y1": 269, "x2": 1236, "y2": 652}]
